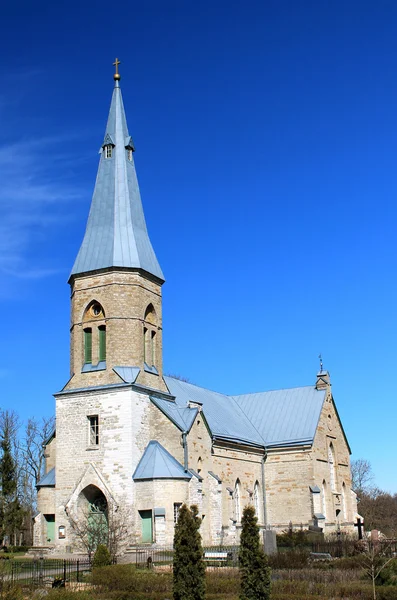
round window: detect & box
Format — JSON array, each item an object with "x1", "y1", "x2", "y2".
[{"x1": 91, "y1": 303, "x2": 103, "y2": 317}]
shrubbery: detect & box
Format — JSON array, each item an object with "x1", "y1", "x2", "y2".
[
  {"x1": 173, "y1": 504, "x2": 205, "y2": 600},
  {"x1": 239, "y1": 505, "x2": 271, "y2": 600},
  {"x1": 92, "y1": 544, "x2": 111, "y2": 568}
]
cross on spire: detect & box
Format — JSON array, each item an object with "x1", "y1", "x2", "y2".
[
  {"x1": 113, "y1": 58, "x2": 121, "y2": 81},
  {"x1": 319, "y1": 353, "x2": 323, "y2": 373}
]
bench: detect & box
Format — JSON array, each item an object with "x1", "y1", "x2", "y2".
[
  {"x1": 309, "y1": 552, "x2": 332, "y2": 561},
  {"x1": 204, "y1": 551, "x2": 230, "y2": 563}
]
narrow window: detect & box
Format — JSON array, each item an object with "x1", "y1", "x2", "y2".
[
  {"x1": 254, "y1": 482, "x2": 260, "y2": 516},
  {"x1": 84, "y1": 328, "x2": 92, "y2": 364},
  {"x1": 151, "y1": 330, "x2": 156, "y2": 366},
  {"x1": 174, "y1": 503, "x2": 182, "y2": 524},
  {"x1": 322, "y1": 480, "x2": 327, "y2": 519},
  {"x1": 88, "y1": 415, "x2": 99, "y2": 446},
  {"x1": 105, "y1": 145, "x2": 113, "y2": 158},
  {"x1": 143, "y1": 327, "x2": 148, "y2": 363},
  {"x1": 342, "y1": 483, "x2": 347, "y2": 520},
  {"x1": 234, "y1": 481, "x2": 241, "y2": 522},
  {"x1": 127, "y1": 148, "x2": 133, "y2": 161},
  {"x1": 98, "y1": 325, "x2": 106, "y2": 361},
  {"x1": 329, "y1": 444, "x2": 336, "y2": 491}
]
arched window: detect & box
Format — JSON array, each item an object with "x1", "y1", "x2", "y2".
[
  {"x1": 321, "y1": 480, "x2": 327, "y2": 519},
  {"x1": 253, "y1": 481, "x2": 260, "y2": 517},
  {"x1": 197, "y1": 457, "x2": 202, "y2": 473},
  {"x1": 342, "y1": 482, "x2": 347, "y2": 520},
  {"x1": 84, "y1": 328, "x2": 92, "y2": 364},
  {"x1": 143, "y1": 305, "x2": 157, "y2": 368},
  {"x1": 328, "y1": 444, "x2": 336, "y2": 491},
  {"x1": 98, "y1": 325, "x2": 106, "y2": 361},
  {"x1": 234, "y1": 480, "x2": 241, "y2": 523}
]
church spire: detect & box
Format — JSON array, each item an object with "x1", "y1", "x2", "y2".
[{"x1": 70, "y1": 62, "x2": 164, "y2": 283}]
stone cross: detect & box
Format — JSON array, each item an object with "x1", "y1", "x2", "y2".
[{"x1": 354, "y1": 517, "x2": 364, "y2": 540}]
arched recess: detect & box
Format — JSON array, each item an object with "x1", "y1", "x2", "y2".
[
  {"x1": 328, "y1": 443, "x2": 336, "y2": 492},
  {"x1": 253, "y1": 481, "x2": 260, "y2": 518},
  {"x1": 341, "y1": 482, "x2": 347, "y2": 520},
  {"x1": 321, "y1": 480, "x2": 327, "y2": 519},
  {"x1": 82, "y1": 301, "x2": 106, "y2": 366},
  {"x1": 143, "y1": 304, "x2": 157, "y2": 367},
  {"x1": 77, "y1": 485, "x2": 108, "y2": 549},
  {"x1": 234, "y1": 480, "x2": 241, "y2": 523}
]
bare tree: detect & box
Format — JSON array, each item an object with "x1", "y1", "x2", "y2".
[
  {"x1": 67, "y1": 504, "x2": 131, "y2": 561},
  {"x1": 20, "y1": 417, "x2": 55, "y2": 487},
  {"x1": 359, "y1": 540, "x2": 396, "y2": 600},
  {"x1": 351, "y1": 458, "x2": 374, "y2": 495}
]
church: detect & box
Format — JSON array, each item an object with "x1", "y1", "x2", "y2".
[{"x1": 34, "y1": 63, "x2": 358, "y2": 551}]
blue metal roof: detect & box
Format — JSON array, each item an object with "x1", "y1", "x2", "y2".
[
  {"x1": 164, "y1": 377, "x2": 264, "y2": 446},
  {"x1": 233, "y1": 386, "x2": 326, "y2": 447},
  {"x1": 133, "y1": 441, "x2": 191, "y2": 481},
  {"x1": 163, "y1": 377, "x2": 326, "y2": 448},
  {"x1": 113, "y1": 366, "x2": 140, "y2": 384},
  {"x1": 37, "y1": 467, "x2": 55, "y2": 488},
  {"x1": 150, "y1": 396, "x2": 198, "y2": 432},
  {"x1": 70, "y1": 80, "x2": 164, "y2": 282}
]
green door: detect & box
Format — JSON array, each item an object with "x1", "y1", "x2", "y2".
[
  {"x1": 45, "y1": 515, "x2": 55, "y2": 543},
  {"x1": 139, "y1": 510, "x2": 153, "y2": 543}
]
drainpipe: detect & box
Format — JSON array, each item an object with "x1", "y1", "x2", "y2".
[
  {"x1": 182, "y1": 432, "x2": 188, "y2": 472},
  {"x1": 261, "y1": 449, "x2": 268, "y2": 535}
]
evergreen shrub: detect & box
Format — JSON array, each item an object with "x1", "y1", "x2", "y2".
[
  {"x1": 239, "y1": 505, "x2": 271, "y2": 600},
  {"x1": 173, "y1": 504, "x2": 205, "y2": 600},
  {"x1": 92, "y1": 544, "x2": 111, "y2": 568}
]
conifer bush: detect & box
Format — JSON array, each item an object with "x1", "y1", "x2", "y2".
[
  {"x1": 173, "y1": 504, "x2": 205, "y2": 600},
  {"x1": 239, "y1": 505, "x2": 271, "y2": 600},
  {"x1": 92, "y1": 543, "x2": 111, "y2": 568}
]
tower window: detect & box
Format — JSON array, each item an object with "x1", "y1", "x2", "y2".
[
  {"x1": 88, "y1": 415, "x2": 99, "y2": 446},
  {"x1": 151, "y1": 330, "x2": 156, "y2": 366},
  {"x1": 104, "y1": 145, "x2": 113, "y2": 159},
  {"x1": 98, "y1": 325, "x2": 106, "y2": 361},
  {"x1": 127, "y1": 148, "x2": 133, "y2": 161},
  {"x1": 84, "y1": 328, "x2": 92, "y2": 364}
]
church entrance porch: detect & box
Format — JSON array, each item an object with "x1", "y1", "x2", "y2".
[{"x1": 77, "y1": 485, "x2": 109, "y2": 550}]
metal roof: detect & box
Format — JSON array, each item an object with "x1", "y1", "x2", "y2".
[
  {"x1": 37, "y1": 467, "x2": 55, "y2": 488},
  {"x1": 233, "y1": 386, "x2": 326, "y2": 447},
  {"x1": 70, "y1": 80, "x2": 164, "y2": 282},
  {"x1": 163, "y1": 377, "x2": 326, "y2": 448},
  {"x1": 164, "y1": 377, "x2": 264, "y2": 447},
  {"x1": 113, "y1": 366, "x2": 140, "y2": 384},
  {"x1": 132, "y1": 441, "x2": 191, "y2": 481},
  {"x1": 150, "y1": 396, "x2": 198, "y2": 432}
]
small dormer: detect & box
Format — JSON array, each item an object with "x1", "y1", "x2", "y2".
[
  {"x1": 102, "y1": 133, "x2": 115, "y2": 159},
  {"x1": 125, "y1": 135, "x2": 135, "y2": 161}
]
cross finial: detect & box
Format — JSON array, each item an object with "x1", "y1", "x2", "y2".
[
  {"x1": 319, "y1": 353, "x2": 323, "y2": 373},
  {"x1": 113, "y1": 58, "x2": 121, "y2": 82}
]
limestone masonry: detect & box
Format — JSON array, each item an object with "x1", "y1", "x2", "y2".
[{"x1": 34, "y1": 67, "x2": 359, "y2": 553}]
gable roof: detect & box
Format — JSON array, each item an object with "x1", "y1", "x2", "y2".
[
  {"x1": 132, "y1": 441, "x2": 191, "y2": 481},
  {"x1": 163, "y1": 376, "x2": 326, "y2": 449},
  {"x1": 70, "y1": 79, "x2": 164, "y2": 283},
  {"x1": 233, "y1": 386, "x2": 326, "y2": 447}
]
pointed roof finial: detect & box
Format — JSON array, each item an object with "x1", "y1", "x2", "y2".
[
  {"x1": 113, "y1": 58, "x2": 121, "y2": 82},
  {"x1": 319, "y1": 353, "x2": 323, "y2": 373}
]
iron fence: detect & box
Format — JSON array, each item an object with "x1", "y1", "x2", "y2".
[{"x1": 9, "y1": 558, "x2": 92, "y2": 590}]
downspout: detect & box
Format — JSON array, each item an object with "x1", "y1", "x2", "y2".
[
  {"x1": 182, "y1": 432, "x2": 188, "y2": 472},
  {"x1": 261, "y1": 449, "x2": 268, "y2": 534}
]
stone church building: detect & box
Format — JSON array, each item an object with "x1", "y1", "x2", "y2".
[{"x1": 34, "y1": 66, "x2": 358, "y2": 551}]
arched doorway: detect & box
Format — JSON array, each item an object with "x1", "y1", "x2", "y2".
[{"x1": 78, "y1": 485, "x2": 108, "y2": 550}]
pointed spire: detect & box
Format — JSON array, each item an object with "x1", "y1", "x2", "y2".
[{"x1": 70, "y1": 63, "x2": 164, "y2": 283}]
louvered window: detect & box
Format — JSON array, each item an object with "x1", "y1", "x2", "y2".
[
  {"x1": 98, "y1": 325, "x2": 106, "y2": 361},
  {"x1": 84, "y1": 328, "x2": 92, "y2": 364}
]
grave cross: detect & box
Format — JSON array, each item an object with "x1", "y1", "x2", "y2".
[{"x1": 354, "y1": 517, "x2": 364, "y2": 540}]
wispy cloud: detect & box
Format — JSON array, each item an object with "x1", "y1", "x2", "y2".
[{"x1": 0, "y1": 134, "x2": 82, "y2": 279}]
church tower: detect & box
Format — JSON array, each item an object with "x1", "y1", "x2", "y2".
[{"x1": 66, "y1": 61, "x2": 167, "y2": 393}]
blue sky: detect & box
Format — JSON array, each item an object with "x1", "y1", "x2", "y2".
[{"x1": 1, "y1": 1, "x2": 396, "y2": 492}]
